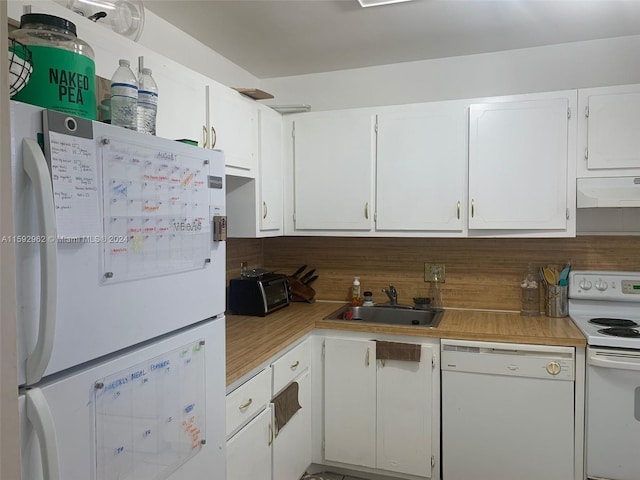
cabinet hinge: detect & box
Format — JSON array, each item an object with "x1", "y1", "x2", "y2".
[
  {"x1": 292, "y1": 123, "x2": 295, "y2": 138},
  {"x1": 322, "y1": 340, "x2": 325, "y2": 360},
  {"x1": 585, "y1": 106, "x2": 589, "y2": 118},
  {"x1": 567, "y1": 107, "x2": 571, "y2": 120},
  {"x1": 375, "y1": 119, "x2": 378, "y2": 134},
  {"x1": 322, "y1": 439, "x2": 325, "y2": 454},
  {"x1": 566, "y1": 208, "x2": 570, "y2": 220},
  {"x1": 431, "y1": 455, "x2": 435, "y2": 469}
]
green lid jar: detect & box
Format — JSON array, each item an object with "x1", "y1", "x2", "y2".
[{"x1": 11, "y1": 13, "x2": 96, "y2": 119}]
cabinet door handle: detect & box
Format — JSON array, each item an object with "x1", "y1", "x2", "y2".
[
  {"x1": 268, "y1": 423, "x2": 273, "y2": 446},
  {"x1": 457, "y1": 201, "x2": 461, "y2": 220},
  {"x1": 263, "y1": 201, "x2": 268, "y2": 219},
  {"x1": 471, "y1": 199, "x2": 475, "y2": 218},
  {"x1": 364, "y1": 202, "x2": 369, "y2": 220},
  {"x1": 238, "y1": 398, "x2": 253, "y2": 410},
  {"x1": 211, "y1": 125, "x2": 217, "y2": 149},
  {"x1": 290, "y1": 360, "x2": 299, "y2": 369},
  {"x1": 365, "y1": 347, "x2": 370, "y2": 366},
  {"x1": 202, "y1": 125, "x2": 208, "y2": 148}
]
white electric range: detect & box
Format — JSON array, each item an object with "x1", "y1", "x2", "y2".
[{"x1": 568, "y1": 271, "x2": 640, "y2": 480}]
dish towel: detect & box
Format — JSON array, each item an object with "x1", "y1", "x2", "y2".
[
  {"x1": 273, "y1": 381, "x2": 301, "y2": 435},
  {"x1": 376, "y1": 340, "x2": 421, "y2": 362}
]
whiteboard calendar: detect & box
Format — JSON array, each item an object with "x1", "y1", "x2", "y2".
[{"x1": 99, "y1": 137, "x2": 211, "y2": 283}]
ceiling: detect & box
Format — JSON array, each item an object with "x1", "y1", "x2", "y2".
[{"x1": 144, "y1": 0, "x2": 640, "y2": 79}]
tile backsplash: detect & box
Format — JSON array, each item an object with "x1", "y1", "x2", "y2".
[{"x1": 227, "y1": 236, "x2": 640, "y2": 311}]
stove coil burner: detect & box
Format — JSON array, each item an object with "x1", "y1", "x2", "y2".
[
  {"x1": 598, "y1": 327, "x2": 640, "y2": 338},
  {"x1": 589, "y1": 317, "x2": 639, "y2": 328}
]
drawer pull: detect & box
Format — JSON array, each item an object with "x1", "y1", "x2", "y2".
[
  {"x1": 268, "y1": 423, "x2": 273, "y2": 446},
  {"x1": 290, "y1": 360, "x2": 300, "y2": 369},
  {"x1": 238, "y1": 398, "x2": 253, "y2": 410}
]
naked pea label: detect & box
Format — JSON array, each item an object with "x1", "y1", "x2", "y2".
[{"x1": 13, "y1": 46, "x2": 96, "y2": 120}]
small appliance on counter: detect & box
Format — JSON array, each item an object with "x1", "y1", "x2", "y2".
[{"x1": 228, "y1": 269, "x2": 290, "y2": 316}]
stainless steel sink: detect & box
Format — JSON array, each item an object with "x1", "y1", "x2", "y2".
[{"x1": 324, "y1": 304, "x2": 443, "y2": 328}]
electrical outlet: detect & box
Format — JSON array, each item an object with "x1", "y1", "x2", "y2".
[{"x1": 424, "y1": 263, "x2": 445, "y2": 283}]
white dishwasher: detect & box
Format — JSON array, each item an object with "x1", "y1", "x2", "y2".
[{"x1": 441, "y1": 339, "x2": 575, "y2": 480}]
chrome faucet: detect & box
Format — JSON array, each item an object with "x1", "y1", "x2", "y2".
[{"x1": 382, "y1": 285, "x2": 398, "y2": 305}]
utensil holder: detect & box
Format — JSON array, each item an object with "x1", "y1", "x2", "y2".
[{"x1": 545, "y1": 285, "x2": 568, "y2": 318}]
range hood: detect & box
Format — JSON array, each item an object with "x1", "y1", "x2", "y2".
[{"x1": 577, "y1": 177, "x2": 640, "y2": 208}]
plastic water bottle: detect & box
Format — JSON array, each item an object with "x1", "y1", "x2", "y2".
[
  {"x1": 137, "y1": 67, "x2": 158, "y2": 135},
  {"x1": 110, "y1": 59, "x2": 138, "y2": 130}
]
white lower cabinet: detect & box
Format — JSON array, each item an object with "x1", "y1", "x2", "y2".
[
  {"x1": 227, "y1": 406, "x2": 273, "y2": 480},
  {"x1": 323, "y1": 336, "x2": 439, "y2": 479},
  {"x1": 226, "y1": 338, "x2": 312, "y2": 480},
  {"x1": 273, "y1": 369, "x2": 311, "y2": 480},
  {"x1": 324, "y1": 337, "x2": 377, "y2": 468}
]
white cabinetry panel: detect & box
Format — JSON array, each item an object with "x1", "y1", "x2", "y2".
[
  {"x1": 586, "y1": 92, "x2": 640, "y2": 170},
  {"x1": 324, "y1": 337, "x2": 376, "y2": 467},
  {"x1": 468, "y1": 96, "x2": 572, "y2": 232},
  {"x1": 259, "y1": 106, "x2": 284, "y2": 232},
  {"x1": 376, "y1": 102, "x2": 467, "y2": 232},
  {"x1": 227, "y1": 406, "x2": 272, "y2": 480},
  {"x1": 293, "y1": 112, "x2": 375, "y2": 231},
  {"x1": 210, "y1": 85, "x2": 257, "y2": 176},
  {"x1": 376, "y1": 344, "x2": 434, "y2": 477},
  {"x1": 272, "y1": 370, "x2": 311, "y2": 480}
]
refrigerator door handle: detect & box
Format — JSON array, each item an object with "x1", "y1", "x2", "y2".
[
  {"x1": 26, "y1": 388, "x2": 61, "y2": 480},
  {"x1": 22, "y1": 138, "x2": 58, "y2": 385}
]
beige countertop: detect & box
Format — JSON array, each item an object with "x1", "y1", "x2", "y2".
[{"x1": 226, "y1": 301, "x2": 586, "y2": 386}]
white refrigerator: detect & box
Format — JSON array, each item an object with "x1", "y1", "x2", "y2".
[{"x1": 10, "y1": 100, "x2": 227, "y2": 480}]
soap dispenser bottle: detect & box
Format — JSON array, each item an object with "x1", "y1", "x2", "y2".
[{"x1": 351, "y1": 277, "x2": 362, "y2": 306}]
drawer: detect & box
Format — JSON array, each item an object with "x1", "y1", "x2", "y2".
[
  {"x1": 226, "y1": 367, "x2": 271, "y2": 437},
  {"x1": 272, "y1": 339, "x2": 311, "y2": 395}
]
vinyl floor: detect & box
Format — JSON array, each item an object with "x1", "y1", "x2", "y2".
[{"x1": 301, "y1": 473, "x2": 366, "y2": 480}]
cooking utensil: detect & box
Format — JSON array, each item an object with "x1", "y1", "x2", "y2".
[
  {"x1": 303, "y1": 275, "x2": 318, "y2": 286},
  {"x1": 291, "y1": 265, "x2": 307, "y2": 278},
  {"x1": 559, "y1": 263, "x2": 571, "y2": 286},
  {"x1": 543, "y1": 267, "x2": 557, "y2": 286},
  {"x1": 538, "y1": 266, "x2": 548, "y2": 287},
  {"x1": 300, "y1": 268, "x2": 316, "y2": 283}
]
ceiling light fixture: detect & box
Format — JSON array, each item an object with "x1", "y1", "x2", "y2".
[{"x1": 358, "y1": 0, "x2": 414, "y2": 7}]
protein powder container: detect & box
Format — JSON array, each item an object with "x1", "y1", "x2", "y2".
[{"x1": 11, "y1": 13, "x2": 96, "y2": 119}]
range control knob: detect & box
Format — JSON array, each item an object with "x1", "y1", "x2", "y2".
[
  {"x1": 546, "y1": 361, "x2": 561, "y2": 376},
  {"x1": 579, "y1": 278, "x2": 593, "y2": 291},
  {"x1": 595, "y1": 279, "x2": 609, "y2": 292}
]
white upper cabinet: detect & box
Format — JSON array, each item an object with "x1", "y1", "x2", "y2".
[
  {"x1": 292, "y1": 110, "x2": 376, "y2": 232},
  {"x1": 226, "y1": 105, "x2": 283, "y2": 238},
  {"x1": 376, "y1": 101, "x2": 468, "y2": 233},
  {"x1": 468, "y1": 91, "x2": 577, "y2": 236},
  {"x1": 578, "y1": 84, "x2": 640, "y2": 177},
  {"x1": 258, "y1": 105, "x2": 284, "y2": 232},
  {"x1": 151, "y1": 60, "x2": 208, "y2": 144},
  {"x1": 209, "y1": 84, "x2": 257, "y2": 177}
]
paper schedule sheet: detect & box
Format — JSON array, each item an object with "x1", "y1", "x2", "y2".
[{"x1": 48, "y1": 130, "x2": 101, "y2": 239}]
